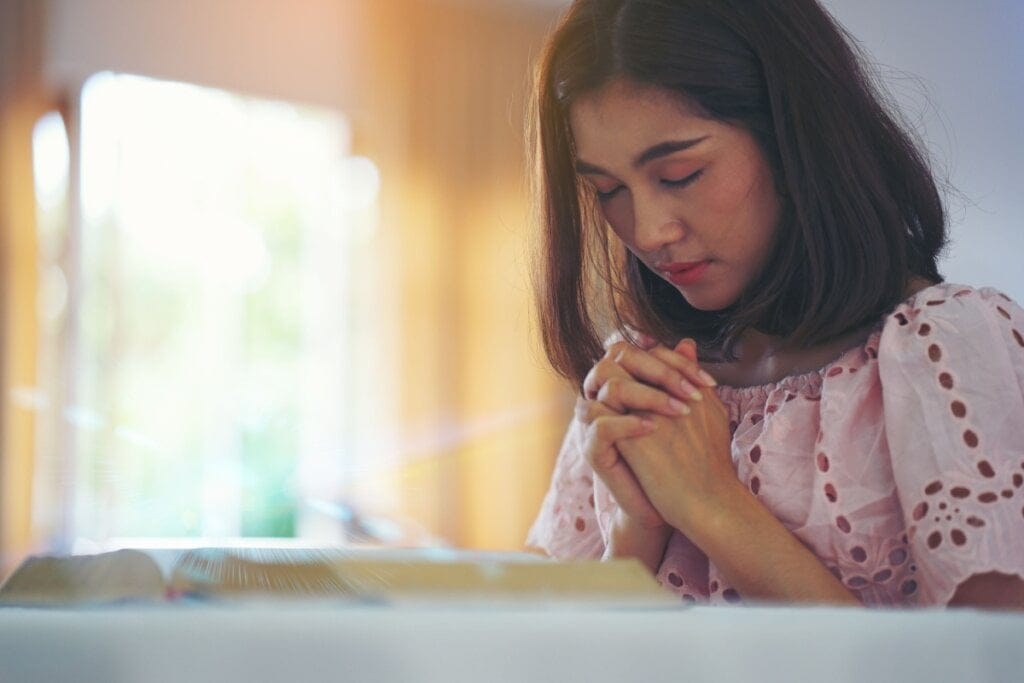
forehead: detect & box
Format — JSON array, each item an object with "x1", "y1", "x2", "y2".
[{"x1": 569, "y1": 79, "x2": 708, "y2": 159}]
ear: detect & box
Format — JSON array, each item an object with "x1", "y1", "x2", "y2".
[{"x1": 674, "y1": 338, "x2": 698, "y2": 362}]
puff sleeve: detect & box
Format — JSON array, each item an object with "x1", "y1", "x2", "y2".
[
  {"x1": 526, "y1": 412, "x2": 610, "y2": 559},
  {"x1": 879, "y1": 285, "x2": 1024, "y2": 605}
]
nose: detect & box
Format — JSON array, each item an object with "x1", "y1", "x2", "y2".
[{"x1": 631, "y1": 194, "x2": 686, "y2": 253}]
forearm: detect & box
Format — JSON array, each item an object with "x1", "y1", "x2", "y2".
[
  {"x1": 602, "y1": 510, "x2": 672, "y2": 576},
  {"x1": 676, "y1": 484, "x2": 861, "y2": 606}
]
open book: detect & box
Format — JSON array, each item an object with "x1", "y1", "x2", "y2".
[{"x1": 0, "y1": 547, "x2": 675, "y2": 607}]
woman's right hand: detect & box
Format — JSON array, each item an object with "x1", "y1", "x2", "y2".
[
  {"x1": 582, "y1": 336, "x2": 714, "y2": 413},
  {"x1": 576, "y1": 337, "x2": 715, "y2": 531}
]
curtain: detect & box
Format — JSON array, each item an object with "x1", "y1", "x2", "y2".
[
  {"x1": 0, "y1": 0, "x2": 50, "y2": 574},
  {"x1": 356, "y1": 1, "x2": 573, "y2": 549}
]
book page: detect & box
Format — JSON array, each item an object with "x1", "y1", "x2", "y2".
[
  {"x1": 168, "y1": 548, "x2": 675, "y2": 605},
  {"x1": 0, "y1": 549, "x2": 166, "y2": 605},
  {"x1": 169, "y1": 548, "x2": 349, "y2": 595}
]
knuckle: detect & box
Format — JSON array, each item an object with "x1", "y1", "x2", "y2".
[
  {"x1": 640, "y1": 388, "x2": 663, "y2": 412},
  {"x1": 607, "y1": 340, "x2": 630, "y2": 357},
  {"x1": 635, "y1": 409, "x2": 656, "y2": 423},
  {"x1": 577, "y1": 400, "x2": 601, "y2": 424},
  {"x1": 593, "y1": 417, "x2": 617, "y2": 441},
  {"x1": 586, "y1": 361, "x2": 614, "y2": 392},
  {"x1": 609, "y1": 341, "x2": 634, "y2": 363},
  {"x1": 650, "y1": 345, "x2": 674, "y2": 363},
  {"x1": 592, "y1": 357, "x2": 614, "y2": 376},
  {"x1": 604, "y1": 375, "x2": 625, "y2": 393},
  {"x1": 667, "y1": 349, "x2": 695, "y2": 372},
  {"x1": 598, "y1": 376, "x2": 624, "y2": 403}
]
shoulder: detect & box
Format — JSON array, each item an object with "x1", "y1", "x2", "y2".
[
  {"x1": 880, "y1": 282, "x2": 1024, "y2": 354},
  {"x1": 877, "y1": 282, "x2": 1024, "y2": 397}
]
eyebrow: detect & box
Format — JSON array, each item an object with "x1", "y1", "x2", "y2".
[{"x1": 574, "y1": 136, "x2": 710, "y2": 175}]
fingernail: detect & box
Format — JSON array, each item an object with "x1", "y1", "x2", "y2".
[
  {"x1": 681, "y1": 380, "x2": 702, "y2": 400},
  {"x1": 698, "y1": 370, "x2": 718, "y2": 387},
  {"x1": 668, "y1": 398, "x2": 691, "y2": 415}
]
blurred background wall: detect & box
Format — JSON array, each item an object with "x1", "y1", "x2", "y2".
[
  {"x1": 0, "y1": 0, "x2": 573, "y2": 577},
  {"x1": 819, "y1": 0, "x2": 1024, "y2": 299},
  {"x1": 0, "y1": 0, "x2": 1019, "y2": 577}
]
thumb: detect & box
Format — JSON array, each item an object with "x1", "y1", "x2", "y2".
[{"x1": 674, "y1": 337, "x2": 698, "y2": 361}]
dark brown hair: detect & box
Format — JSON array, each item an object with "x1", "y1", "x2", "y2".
[{"x1": 531, "y1": 0, "x2": 947, "y2": 387}]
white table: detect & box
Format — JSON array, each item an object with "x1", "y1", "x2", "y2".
[{"x1": 2, "y1": 602, "x2": 1022, "y2": 682}]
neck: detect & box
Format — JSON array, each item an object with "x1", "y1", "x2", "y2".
[{"x1": 701, "y1": 275, "x2": 937, "y2": 387}]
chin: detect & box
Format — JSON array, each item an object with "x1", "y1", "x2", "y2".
[{"x1": 678, "y1": 287, "x2": 739, "y2": 312}]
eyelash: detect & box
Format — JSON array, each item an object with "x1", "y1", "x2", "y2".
[
  {"x1": 595, "y1": 170, "x2": 703, "y2": 202},
  {"x1": 595, "y1": 186, "x2": 623, "y2": 201},
  {"x1": 663, "y1": 169, "x2": 703, "y2": 189}
]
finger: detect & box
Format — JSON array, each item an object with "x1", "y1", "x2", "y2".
[
  {"x1": 581, "y1": 413, "x2": 665, "y2": 528},
  {"x1": 597, "y1": 376, "x2": 691, "y2": 417},
  {"x1": 582, "y1": 354, "x2": 632, "y2": 400},
  {"x1": 575, "y1": 397, "x2": 617, "y2": 424},
  {"x1": 650, "y1": 346, "x2": 704, "y2": 400},
  {"x1": 673, "y1": 337, "x2": 698, "y2": 362},
  {"x1": 649, "y1": 345, "x2": 718, "y2": 392},
  {"x1": 594, "y1": 459, "x2": 664, "y2": 528},
  {"x1": 609, "y1": 342, "x2": 707, "y2": 401},
  {"x1": 607, "y1": 342, "x2": 696, "y2": 400},
  {"x1": 584, "y1": 414, "x2": 656, "y2": 470},
  {"x1": 671, "y1": 339, "x2": 718, "y2": 389}
]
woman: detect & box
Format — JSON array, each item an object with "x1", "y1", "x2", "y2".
[{"x1": 527, "y1": 0, "x2": 1024, "y2": 608}]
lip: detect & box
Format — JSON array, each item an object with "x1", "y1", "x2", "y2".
[{"x1": 659, "y1": 260, "x2": 711, "y2": 286}]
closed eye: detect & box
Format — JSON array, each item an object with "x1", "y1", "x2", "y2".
[
  {"x1": 595, "y1": 185, "x2": 624, "y2": 201},
  {"x1": 592, "y1": 169, "x2": 702, "y2": 202},
  {"x1": 662, "y1": 170, "x2": 703, "y2": 189}
]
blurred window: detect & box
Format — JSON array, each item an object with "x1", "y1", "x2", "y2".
[{"x1": 33, "y1": 73, "x2": 384, "y2": 549}]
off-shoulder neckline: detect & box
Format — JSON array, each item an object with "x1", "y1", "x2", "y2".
[{"x1": 712, "y1": 281, "x2": 961, "y2": 397}]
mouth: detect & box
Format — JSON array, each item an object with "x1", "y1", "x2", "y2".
[{"x1": 658, "y1": 260, "x2": 711, "y2": 286}]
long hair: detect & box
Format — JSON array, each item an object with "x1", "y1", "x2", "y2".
[{"x1": 531, "y1": 0, "x2": 947, "y2": 388}]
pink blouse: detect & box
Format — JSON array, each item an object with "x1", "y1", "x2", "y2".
[{"x1": 528, "y1": 283, "x2": 1024, "y2": 606}]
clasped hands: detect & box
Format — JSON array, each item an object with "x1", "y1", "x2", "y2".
[{"x1": 577, "y1": 337, "x2": 738, "y2": 540}]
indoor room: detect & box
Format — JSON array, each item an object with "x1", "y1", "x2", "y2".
[{"x1": 1, "y1": 0, "x2": 1022, "y2": 680}]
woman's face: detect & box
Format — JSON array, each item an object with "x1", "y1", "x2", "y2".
[{"x1": 570, "y1": 79, "x2": 782, "y2": 311}]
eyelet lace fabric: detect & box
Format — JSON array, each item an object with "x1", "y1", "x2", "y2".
[{"x1": 527, "y1": 283, "x2": 1024, "y2": 606}]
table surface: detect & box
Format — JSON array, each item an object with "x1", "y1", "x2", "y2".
[{"x1": 2, "y1": 601, "x2": 1023, "y2": 683}]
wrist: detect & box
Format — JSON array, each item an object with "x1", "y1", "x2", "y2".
[
  {"x1": 604, "y1": 510, "x2": 673, "y2": 574},
  {"x1": 662, "y1": 475, "x2": 751, "y2": 543}
]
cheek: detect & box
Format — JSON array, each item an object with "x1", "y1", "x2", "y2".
[
  {"x1": 704, "y1": 163, "x2": 759, "y2": 212},
  {"x1": 701, "y1": 164, "x2": 779, "y2": 243},
  {"x1": 599, "y1": 199, "x2": 635, "y2": 244}
]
